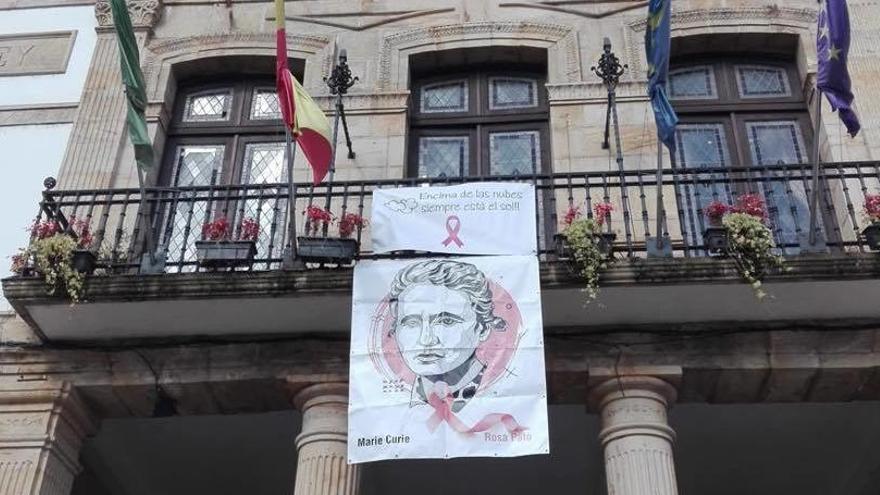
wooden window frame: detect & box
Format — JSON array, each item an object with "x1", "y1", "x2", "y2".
[
  {"x1": 163, "y1": 78, "x2": 287, "y2": 187},
  {"x1": 408, "y1": 69, "x2": 550, "y2": 178}
]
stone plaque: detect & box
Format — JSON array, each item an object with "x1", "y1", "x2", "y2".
[{"x1": 0, "y1": 30, "x2": 77, "y2": 77}]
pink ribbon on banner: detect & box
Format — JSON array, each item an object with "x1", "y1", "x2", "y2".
[
  {"x1": 426, "y1": 382, "x2": 527, "y2": 436},
  {"x1": 441, "y1": 215, "x2": 464, "y2": 248}
]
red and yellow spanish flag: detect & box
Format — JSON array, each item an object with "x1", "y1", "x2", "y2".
[{"x1": 275, "y1": 0, "x2": 333, "y2": 185}]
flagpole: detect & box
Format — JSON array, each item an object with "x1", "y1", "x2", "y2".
[
  {"x1": 283, "y1": 127, "x2": 305, "y2": 269},
  {"x1": 808, "y1": 87, "x2": 823, "y2": 246},
  {"x1": 655, "y1": 140, "x2": 665, "y2": 249},
  {"x1": 136, "y1": 162, "x2": 158, "y2": 266},
  {"x1": 592, "y1": 38, "x2": 632, "y2": 254}
]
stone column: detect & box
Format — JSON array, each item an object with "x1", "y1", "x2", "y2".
[
  {"x1": 58, "y1": 0, "x2": 162, "y2": 189},
  {"x1": 293, "y1": 383, "x2": 359, "y2": 495},
  {"x1": 590, "y1": 375, "x2": 680, "y2": 495},
  {"x1": 0, "y1": 383, "x2": 97, "y2": 495}
]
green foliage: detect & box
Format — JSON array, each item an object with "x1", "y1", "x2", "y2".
[
  {"x1": 722, "y1": 213, "x2": 785, "y2": 300},
  {"x1": 562, "y1": 218, "x2": 610, "y2": 304},
  {"x1": 28, "y1": 234, "x2": 85, "y2": 303}
]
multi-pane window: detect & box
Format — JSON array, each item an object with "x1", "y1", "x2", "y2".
[
  {"x1": 669, "y1": 66, "x2": 717, "y2": 100},
  {"x1": 670, "y1": 58, "x2": 816, "y2": 251},
  {"x1": 162, "y1": 80, "x2": 290, "y2": 269},
  {"x1": 409, "y1": 70, "x2": 549, "y2": 178},
  {"x1": 183, "y1": 90, "x2": 232, "y2": 122},
  {"x1": 735, "y1": 65, "x2": 791, "y2": 98}
]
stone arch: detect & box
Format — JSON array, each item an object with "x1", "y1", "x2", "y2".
[
  {"x1": 377, "y1": 21, "x2": 582, "y2": 90},
  {"x1": 142, "y1": 33, "x2": 332, "y2": 105},
  {"x1": 624, "y1": 6, "x2": 817, "y2": 81}
]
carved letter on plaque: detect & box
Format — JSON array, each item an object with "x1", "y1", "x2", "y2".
[{"x1": 0, "y1": 31, "x2": 77, "y2": 77}]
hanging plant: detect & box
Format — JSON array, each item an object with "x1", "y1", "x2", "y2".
[
  {"x1": 15, "y1": 220, "x2": 87, "y2": 302},
  {"x1": 719, "y1": 194, "x2": 785, "y2": 300},
  {"x1": 560, "y1": 202, "x2": 615, "y2": 304}
]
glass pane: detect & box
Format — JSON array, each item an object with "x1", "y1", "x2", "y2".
[
  {"x1": 669, "y1": 66, "x2": 716, "y2": 100},
  {"x1": 746, "y1": 121, "x2": 807, "y2": 165},
  {"x1": 420, "y1": 81, "x2": 468, "y2": 113},
  {"x1": 418, "y1": 137, "x2": 468, "y2": 178},
  {"x1": 736, "y1": 66, "x2": 790, "y2": 98},
  {"x1": 746, "y1": 121, "x2": 813, "y2": 252},
  {"x1": 489, "y1": 78, "x2": 538, "y2": 110},
  {"x1": 183, "y1": 91, "x2": 231, "y2": 122},
  {"x1": 675, "y1": 124, "x2": 732, "y2": 251},
  {"x1": 241, "y1": 143, "x2": 287, "y2": 266},
  {"x1": 489, "y1": 131, "x2": 541, "y2": 175},
  {"x1": 167, "y1": 145, "x2": 225, "y2": 271},
  {"x1": 250, "y1": 89, "x2": 281, "y2": 120},
  {"x1": 173, "y1": 145, "x2": 224, "y2": 186},
  {"x1": 675, "y1": 124, "x2": 730, "y2": 170},
  {"x1": 242, "y1": 142, "x2": 286, "y2": 184}
]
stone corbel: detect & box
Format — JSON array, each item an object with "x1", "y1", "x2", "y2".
[{"x1": 95, "y1": 0, "x2": 164, "y2": 30}]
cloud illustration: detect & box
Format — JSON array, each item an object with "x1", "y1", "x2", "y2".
[{"x1": 385, "y1": 198, "x2": 418, "y2": 213}]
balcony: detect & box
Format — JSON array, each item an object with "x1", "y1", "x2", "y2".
[{"x1": 4, "y1": 161, "x2": 880, "y2": 342}]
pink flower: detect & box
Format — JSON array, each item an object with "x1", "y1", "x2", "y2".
[
  {"x1": 30, "y1": 220, "x2": 60, "y2": 240},
  {"x1": 69, "y1": 216, "x2": 93, "y2": 249},
  {"x1": 593, "y1": 202, "x2": 614, "y2": 226},
  {"x1": 732, "y1": 193, "x2": 766, "y2": 220},
  {"x1": 304, "y1": 206, "x2": 333, "y2": 236},
  {"x1": 865, "y1": 194, "x2": 880, "y2": 224},
  {"x1": 562, "y1": 206, "x2": 581, "y2": 227},
  {"x1": 705, "y1": 201, "x2": 730, "y2": 225},
  {"x1": 338, "y1": 213, "x2": 367, "y2": 239},
  {"x1": 202, "y1": 216, "x2": 231, "y2": 241},
  {"x1": 238, "y1": 217, "x2": 260, "y2": 241}
]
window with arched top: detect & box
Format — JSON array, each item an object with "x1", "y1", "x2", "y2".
[
  {"x1": 160, "y1": 76, "x2": 295, "y2": 269},
  {"x1": 669, "y1": 56, "x2": 819, "y2": 252},
  {"x1": 407, "y1": 65, "x2": 550, "y2": 178},
  {"x1": 162, "y1": 80, "x2": 288, "y2": 189}
]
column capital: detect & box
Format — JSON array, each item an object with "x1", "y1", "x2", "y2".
[
  {"x1": 590, "y1": 372, "x2": 681, "y2": 495},
  {"x1": 589, "y1": 375, "x2": 679, "y2": 410},
  {"x1": 290, "y1": 382, "x2": 349, "y2": 412},
  {"x1": 589, "y1": 374, "x2": 679, "y2": 448},
  {"x1": 94, "y1": 0, "x2": 163, "y2": 29},
  {"x1": 289, "y1": 381, "x2": 360, "y2": 495}
]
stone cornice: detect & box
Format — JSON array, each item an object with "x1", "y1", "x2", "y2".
[
  {"x1": 4, "y1": 254, "x2": 879, "y2": 305},
  {"x1": 547, "y1": 81, "x2": 648, "y2": 105},
  {"x1": 312, "y1": 91, "x2": 410, "y2": 115},
  {"x1": 94, "y1": 0, "x2": 163, "y2": 28}
]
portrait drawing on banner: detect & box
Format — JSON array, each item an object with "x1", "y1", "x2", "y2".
[{"x1": 349, "y1": 255, "x2": 549, "y2": 462}]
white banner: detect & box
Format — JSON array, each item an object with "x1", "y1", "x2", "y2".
[
  {"x1": 348, "y1": 256, "x2": 549, "y2": 463},
  {"x1": 370, "y1": 183, "x2": 537, "y2": 255}
]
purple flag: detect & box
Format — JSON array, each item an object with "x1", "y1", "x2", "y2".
[{"x1": 817, "y1": 0, "x2": 860, "y2": 137}]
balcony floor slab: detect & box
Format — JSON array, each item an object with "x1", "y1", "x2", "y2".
[{"x1": 3, "y1": 254, "x2": 880, "y2": 342}]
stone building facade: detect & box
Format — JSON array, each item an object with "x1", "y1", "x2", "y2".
[{"x1": 2, "y1": 0, "x2": 880, "y2": 494}]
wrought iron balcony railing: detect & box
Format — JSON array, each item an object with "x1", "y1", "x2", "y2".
[{"x1": 24, "y1": 161, "x2": 880, "y2": 274}]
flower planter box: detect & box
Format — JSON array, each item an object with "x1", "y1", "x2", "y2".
[
  {"x1": 297, "y1": 237, "x2": 359, "y2": 264},
  {"x1": 554, "y1": 232, "x2": 616, "y2": 259},
  {"x1": 195, "y1": 240, "x2": 257, "y2": 269},
  {"x1": 597, "y1": 232, "x2": 616, "y2": 257},
  {"x1": 71, "y1": 250, "x2": 97, "y2": 274},
  {"x1": 864, "y1": 224, "x2": 880, "y2": 251},
  {"x1": 703, "y1": 226, "x2": 729, "y2": 254},
  {"x1": 553, "y1": 233, "x2": 571, "y2": 259}
]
